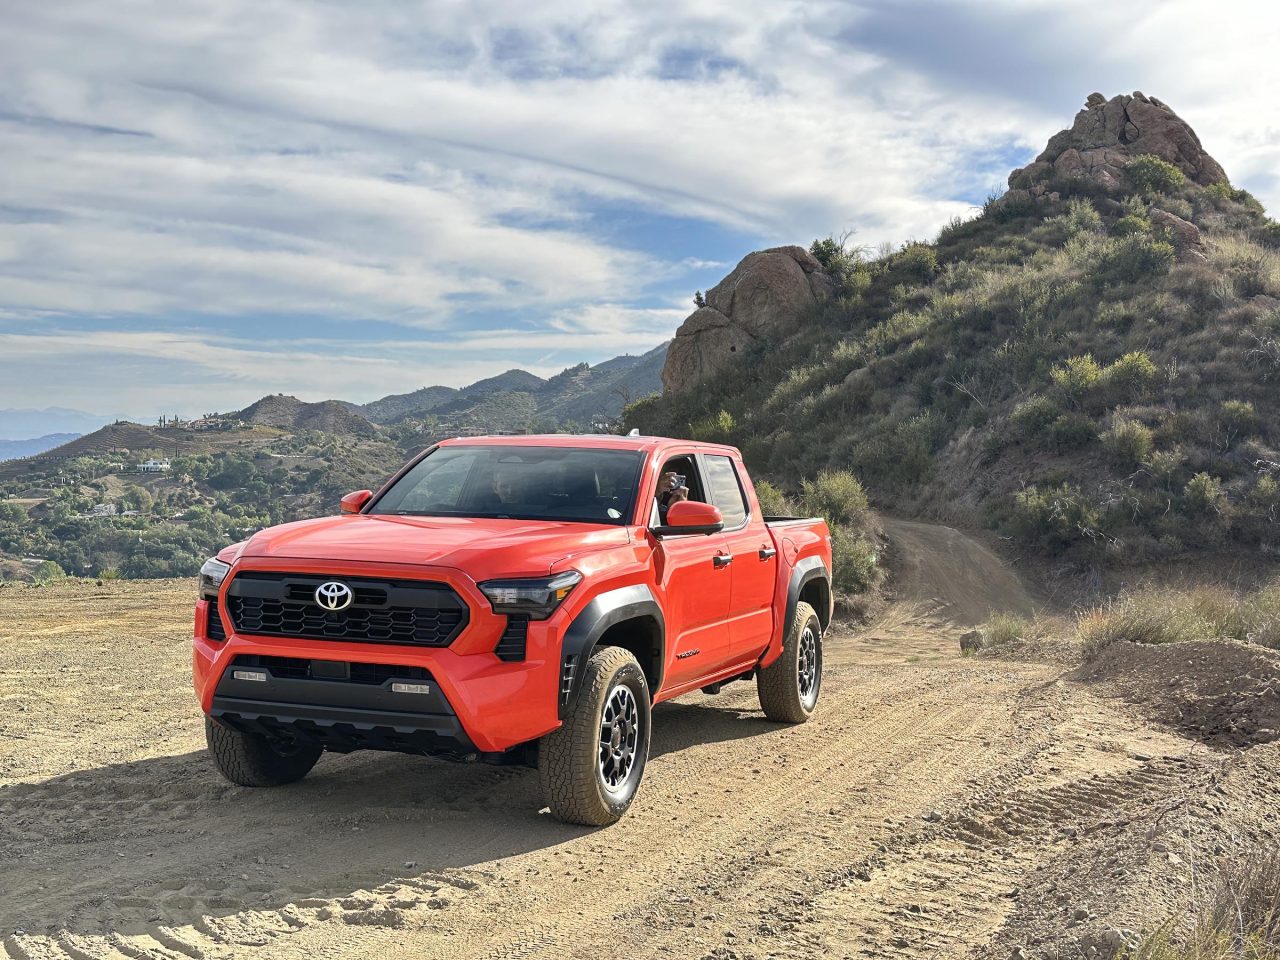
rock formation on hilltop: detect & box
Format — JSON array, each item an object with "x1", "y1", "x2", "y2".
[
  {"x1": 1009, "y1": 91, "x2": 1228, "y2": 198},
  {"x1": 662, "y1": 246, "x2": 833, "y2": 393}
]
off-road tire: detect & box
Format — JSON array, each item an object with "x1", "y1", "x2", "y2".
[
  {"x1": 757, "y1": 600, "x2": 823, "y2": 723},
  {"x1": 205, "y1": 717, "x2": 323, "y2": 787},
  {"x1": 539, "y1": 646, "x2": 651, "y2": 826}
]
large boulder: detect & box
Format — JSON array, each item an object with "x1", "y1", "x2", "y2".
[
  {"x1": 1009, "y1": 92, "x2": 1228, "y2": 196},
  {"x1": 662, "y1": 246, "x2": 832, "y2": 393}
]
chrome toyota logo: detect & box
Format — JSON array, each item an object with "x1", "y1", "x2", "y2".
[{"x1": 314, "y1": 581, "x2": 354, "y2": 612}]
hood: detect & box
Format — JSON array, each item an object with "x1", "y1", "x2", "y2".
[{"x1": 239, "y1": 514, "x2": 630, "y2": 577}]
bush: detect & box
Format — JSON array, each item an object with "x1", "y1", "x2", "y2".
[
  {"x1": 799, "y1": 470, "x2": 869, "y2": 528},
  {"x1": 1010, "y1": 396, "x2": 1061, "y2": 439},
  {"x1": 978, "y1": 613, "x2": 1034, "y2": 649},
  {"x1": 1112, "y1": 213, "x2": 1150, "y2": 236},
  {"x1": 1051, "y1": 355, "x2": 1103, "y2": 407},
  {"x1": 32, "y1": 560, "x2": 67, "y2": 584},
  {"x1": 1090, "y1": 234, "x2": 1177, "y2": 286},
  {"x1": 1055, "y1": 199, "x2": 1103, "y2": 237},
  {"x1": 1008, "y1": 484, "x2": 1104, "y2": 551},
  {"x1": 1103, "y1": 351, "x2": 1159, "y2": 400},
  {"x1": 1220, "y1": 399, "x2": 1260, "y2": 445},
  {"x1": 690, "y1": 409, "x2": 735, "y2": 443},
  {"x1": 890, "y1": 243, "x2": 939, "y2": 283},
  {"x1": 1126, "y1": 154, "x2": 1187, "y2": 195},
  {"x1": 1185, "y1": 472, "x2": 1228, "y2": 516},
  {"x1": 1103, "y1": 417, "x2": 1155, "y2": 467},
  {"x1": 753, "y1": 479, "x2": 795, "y2": 518},
  {"x1": 831, "y1": 527, "x2": 880, "y2": 594},
  {"x1": 1048, "y1": 413, "x2": 1098, "y2": 451},
  {"x1": 1147, "y1": 448, "x2": 1185, "y2": 490}
]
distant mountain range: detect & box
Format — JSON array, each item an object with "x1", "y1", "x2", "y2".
[
  {"x1": 344, "y1": 343, "x2": 668, "y2": 429},
  {"x1": 0, "y1": 407, "x2": 117, "y2": 442},
  {"x1": 0, "y1": 433, "x2": 82, "y2": 462}
]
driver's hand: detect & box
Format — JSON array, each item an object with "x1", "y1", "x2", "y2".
[
  {"x1": 670, "y1": 486, "x2": 689, "y2": 503},
  {"x1": 659, "y1": 471, "x2": 679, "y2": 491}
]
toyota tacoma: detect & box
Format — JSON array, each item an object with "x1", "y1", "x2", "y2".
[{"x1": 193, "y1": 435, "x2": 833, "y2": 825}]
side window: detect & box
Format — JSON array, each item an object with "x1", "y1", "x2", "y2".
[
  {"x1": 652, "y1": 454, "x2": 708, "y2": 524},
  {"x1": 704, "y1": 456, "x2": 749, "y2": 528}
]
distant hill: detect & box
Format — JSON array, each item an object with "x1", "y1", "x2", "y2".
[
  {"x1": 230, "y1": 395, "x2": 376, "y2": 437},
  {"x1": 0, "y1": 433, "x2": 81, "y2": 462},
  {"x1": 353, "y1": 344, "x2": 668, "y2": 432},
  {"x1": 349, "y1": 385, "x2": 458, "y2": 423}
]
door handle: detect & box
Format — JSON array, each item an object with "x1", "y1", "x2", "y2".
[
  {"x1": 713, "y1": 554, "x2": 733, "y2": 568},
  {"x1": 758, "y1": 547, "x2": 777, "y2": 560}
]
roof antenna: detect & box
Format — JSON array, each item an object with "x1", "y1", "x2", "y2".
[{"x1": 627, "y1": 428, "x2": 640, "y2": 437}]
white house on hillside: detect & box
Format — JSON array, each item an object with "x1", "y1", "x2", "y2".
[{"x1": 138, "y1": 459, "x2": 171, "y2": 473}]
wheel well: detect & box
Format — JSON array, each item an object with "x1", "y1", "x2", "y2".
[
  {"x1": 596, "y1": 616, "x2": 663, "y2": 695},
  {"x1": 800, "y1": 577, "x2": 832, "y2": 631}
]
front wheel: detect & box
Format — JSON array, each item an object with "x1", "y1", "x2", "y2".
[
  {"x1": 539, "y1": 646, "x2": 651, "y2": 826},
  {"x1": 205, "y1": 718, "x2": 322, "y2": 787},
  {"x1": 757, "y1": 600, "x2": 823, "y2": 723}
]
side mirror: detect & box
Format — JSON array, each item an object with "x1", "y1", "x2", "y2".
[
  {"x1": 653, "y1": 500, "x2": 724, "y2": 537},
  {"x1": 340, "y1": 489, "x2": 373, "y2": 515}
]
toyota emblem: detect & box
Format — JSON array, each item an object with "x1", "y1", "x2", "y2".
[{"x1": 315, "y1": 581, "x2": 354, "y2": 612}]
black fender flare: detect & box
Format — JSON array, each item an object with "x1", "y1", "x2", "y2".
[
  {"x1": 558, "y1": 584, "x2": 664, "y2": 717},
  {"x1": 786, "y1": 556, "x2": 832, "y2": 634}
]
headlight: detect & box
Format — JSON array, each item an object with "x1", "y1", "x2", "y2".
[
  {"x1": 478, "y1": 571, "x2": 582, "y2": 620},
  {"x1": 199, "y1": 557, "x2": 231, "y2": 601}
]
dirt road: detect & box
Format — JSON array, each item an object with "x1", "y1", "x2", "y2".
[{"x1": 0, "y1": 522, "x2": 1253, "y2": 959}]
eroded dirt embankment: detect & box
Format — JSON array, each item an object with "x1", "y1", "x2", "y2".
[{"x1": 1, "y1": 522, "x2": 1276, "y2": 960}]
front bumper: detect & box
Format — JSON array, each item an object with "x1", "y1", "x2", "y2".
[{"x1": 193, "y1": 559, "x2": 566, "y2": 755}]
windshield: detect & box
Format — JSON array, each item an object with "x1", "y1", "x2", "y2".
[{"x1": 368, "y1": 445, "x2": 645, "y2": 525}]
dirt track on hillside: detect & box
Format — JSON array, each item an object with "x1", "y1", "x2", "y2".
[{"x1": 0, "y1": 522, "x2": 1271, "y2": 960}]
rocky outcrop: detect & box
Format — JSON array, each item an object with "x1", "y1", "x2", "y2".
[
  {"x1": 1148, "y1": 207, "x2": 1206, "y2": 261},
  {"x1": 1009, "y1": 92, "x2": 1228, "y2": 197},
  {"x1": 662, "y1": 246, "x2": 832, "y2": 393}
]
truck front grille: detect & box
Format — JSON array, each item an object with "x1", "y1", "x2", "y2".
[{"x1": 225, "y1": 572, "x2": 467, "y2": 647}]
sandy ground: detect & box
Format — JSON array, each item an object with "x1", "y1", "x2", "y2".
[{"x1": 1, "y1": 520, "x2": 1276, "y2": 960}]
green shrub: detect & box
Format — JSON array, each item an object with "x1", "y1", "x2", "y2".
[
  {"x1": 799, "y1": 470, "x2": 869, "y2": 527},
  {"x1": 1103, "y1": 351, "x2": 1159, "y2": 400},
  {"x1": 1048, "y1": 413, "x2": 1098, "y2": 451},
  {"x1": 1103, "y1": 417, "x2": 1155, "y2": 467},
  {"x1": 890, "y1": 242, "x2": 939, "y2": 283},
  {"x1": 32, "y1": 560, "x2": 67, "y2": 584},
  {"x1": 1051, "y1": 354, "x2": 1103, "y2": 407},
  {"x1": 1185, "y1": 472, "x2": 1227, "y2": 516},
  {"x1": 1220, "y1": 399, "x2": 1260, "y2": 445},
  {"x1": 690, "y1": 409, "x2": 735, "y2": 443},
  {"x1": 1112, "y1": 213, "x2": 1150, "y2": 236},
  {"x1": 752, "y1": 479, "x2": 795, "y2": 518},
  {"x1": 1147, "y1": 449, "x2": 1185, "y2": 490},
  {"x1": 1055, "y1": 199, "x2": 1103, "y2": 237},
  {"x1": 831, "y1": 527, "x2": 880, "y2": 594},
  {"x1": 1250, "y1": 475, "x2": 1280, "y2": 519},
  {"x1": 1090, "y1": 234, "x2": 1177, "y2": 286},
  {"x1": 1126, "y1": 154, "x2": 1187, "y2": 195},
  {"x1": 1008, "y1": 395, "x2": 1057, "y2": 436},
  {"x1": 1008, "y1": 484, "x2": 1103, "y2": 551}
]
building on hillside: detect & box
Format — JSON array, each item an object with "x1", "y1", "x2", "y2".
[
  {"x1": 138, "y1": 459, "x2": 171, "y2": 473},
  {"x1": 83, "y1": 503, "x2": 118, "y2": 518},
  {"x1": 189, "y1": 417, "x2": 231, "y2": 431}
]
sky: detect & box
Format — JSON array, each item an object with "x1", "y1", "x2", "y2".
[{"x1": 1, "y1": 0, "x2": 1278, "y2": 422}]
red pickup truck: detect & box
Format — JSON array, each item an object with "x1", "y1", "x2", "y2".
[{"x1": 193, "y1": 435, "x2": 832, "y2": 825}]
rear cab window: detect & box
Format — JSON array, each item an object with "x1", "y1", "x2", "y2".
[{"x1": 703, "y1": 455, "x2": 750, "y2": 529}]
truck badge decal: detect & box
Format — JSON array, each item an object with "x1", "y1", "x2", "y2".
[{"x1": 315, "y1": 581, "x2": 354, "y2": 612}]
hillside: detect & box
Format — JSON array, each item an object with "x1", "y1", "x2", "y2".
[
  {"x1": 630, "y1": 92, "x2": 1280, "y2": 570},
  {"x1": 361, "y1": 345, "x2": 667, "y2": 431},
  {"x1": 230, "y1": 395, "x2": 377, "y2": 437}
]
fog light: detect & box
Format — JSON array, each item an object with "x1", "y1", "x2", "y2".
[
  {"x1": 391, "y1": 682, "x2": 431, "y2": 695},
  {"x1": 233, "y1": 669, "x2": 268, "y2": 682}
]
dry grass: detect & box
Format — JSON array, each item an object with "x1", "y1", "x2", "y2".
[
  {"x1": 1128, "y1": 850, "x2": 1280, "y2": 959},
  {"x1": 1077, "y1": 579, "x2": 1280, "y2": 659}
]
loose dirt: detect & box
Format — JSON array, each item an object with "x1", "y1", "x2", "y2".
[{"x1": 1, "y1": 521, "x2": 1276, "y2": 960}]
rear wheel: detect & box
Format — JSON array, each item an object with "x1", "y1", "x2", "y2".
[
  {"x1": 205, "y1": 718, "x2": 322, "y2": 787},
  {"x1": 539, "y1": 646, "x2": 651, "y2": 826},
  {"x1": 757, "y1": 600, "x2": 823, "y2": 723}
]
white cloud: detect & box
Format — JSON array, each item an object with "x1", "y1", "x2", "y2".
[{"x1": 1, "y1": 0, "x2": 1278, "y2": 414}]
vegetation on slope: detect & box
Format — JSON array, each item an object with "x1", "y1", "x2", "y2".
[{"x1": 627, "y1": 159, "x2": 1280, "y2": 568}]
